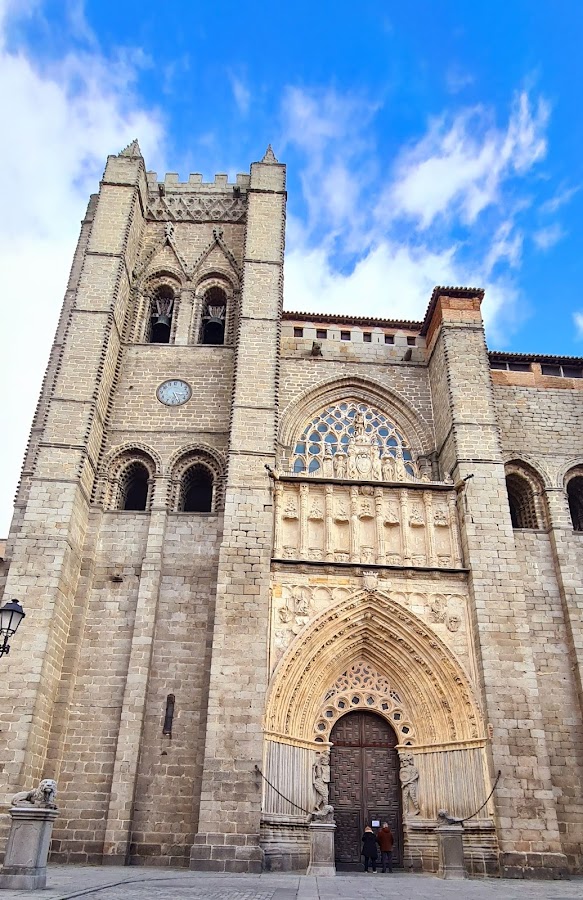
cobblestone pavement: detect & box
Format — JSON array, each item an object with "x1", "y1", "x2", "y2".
[{"x1": 1, "y1": 866, "x2": 581, "y2": 900}]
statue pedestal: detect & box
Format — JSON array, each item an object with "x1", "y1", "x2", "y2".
[
  {"x1": 0, "y1": 807, "x2": 58, "y2": 890},
  {"x1": 436, "y1": 823, "x2": 466, "y2": 879},
  {"x1": 307, "y1": 821, "x2": 336, "y2": 876}
]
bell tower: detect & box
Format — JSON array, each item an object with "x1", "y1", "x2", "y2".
[{"x1": 0, "y1": 142, "x2": 286, "y2": 868}]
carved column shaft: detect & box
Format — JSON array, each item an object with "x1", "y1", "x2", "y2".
[
  {"x1": 349, "y1": 486, "x2": 359, "y2": 563},
  {"x1": 324, "y1": 485, "x2": 334, "y2": 562},
  {"x1": 374, "y1": 488, "x2": 385, "y2": 564},
  {"x1": 273, "y1": 483, "x2": 283, "y2": 557},
  {"x1": 399, "y1": 489, "x2": 410, "y2": 564},
  {"x1": 299, "y1": 483, "x2": 309, "y2": 558},
  {"x1": 424, "y1": 491, "x2": 437, "y2": 567},
  {"x1": 448, "y1": 493, "x2": 463, "y2": 567}
]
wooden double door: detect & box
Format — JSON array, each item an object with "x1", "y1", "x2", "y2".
[{"x1": 329, "y1": 711, "x2": 402, "y2": 869}]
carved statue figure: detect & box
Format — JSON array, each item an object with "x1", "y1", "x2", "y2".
[
  {"x1": 434, "y1": 507, "x2": 448, "y2": 527},
  {"x1": 312, "y1": 750, "x2": 331, "y2": 810},
  {"x1": 312, "y1": 750, "x2": 334, "y2": 820},
  {"x1": 12, "y1": 779, "x2": 57, "y2": 810},
  {"x1": 334, "y1": 451, "x2": 347, "y2": 479},
  {"x1": 446, "y1": 613, "x2": 461, "y2": 633},
  {"x1": 394, "y1": 448, "x2": 410, "y2": 482},
  {"x1": 353, "y1": 411, "x2": 366, "y2": 438},
  {"x1": 399, "y1": 754, "x2": 420, "y2": 816},
  {"x1": 409, "y1": 507, "x2": 425, "y2": 527},
  {"x1": 381, "y1": 452, "x2": 396, "y2": 481},
  {"x1": 283, "y1": 496, "x2": 298, "y2": 519},
  {"x1": 372, "y1": 448, "x2": 382, "y2": 481},
  {"x1": 292, "y1": 586, "x2": 310, "y2": 616},
  {"x1": 322, "y1": 445, "x2": 334, "y2": 477}
]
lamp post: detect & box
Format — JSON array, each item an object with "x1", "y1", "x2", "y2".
[{"x1": 0, "y1": 599, "x2": 25, "y2": 658}]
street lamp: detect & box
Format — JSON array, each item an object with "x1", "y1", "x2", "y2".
[{"x1": 0, "y1": 600, "x2": 25, "y2": 658}]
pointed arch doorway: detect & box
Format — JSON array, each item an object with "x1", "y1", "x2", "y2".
[{"x1": 330, "y1": 711, "x2": 402, "y2": 870}]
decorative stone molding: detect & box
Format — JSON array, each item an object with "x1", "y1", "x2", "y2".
[
  {"x1": 265, "y1": 591, "x2": 483, "y2": 747},
  {"x1": 273, "y1": 480, "x2": 462, "y2": 569},
  {"x1": 147, "y1": 194, "x2": 247, "y2": 224},
  {"x1": 313, "y1": 661, "x2": 416, "y2": 745}
]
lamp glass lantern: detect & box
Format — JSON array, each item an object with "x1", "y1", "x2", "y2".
[{"x1": 0, "y1": 600, "x2": 25, "y2": 657}]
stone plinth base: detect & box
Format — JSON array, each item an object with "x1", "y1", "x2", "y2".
[
  {"x1": 189, "y1": 833, "x2": 263, "y2": 873},
  {"x1": 437, "y1": 823, "x2": 466, "y2": 879},
  {"x1": 0, "y1": 806, "x2": 58, "y2": 891},
  {"x1": 306, "y1": 822, "x2": 336, "y2": 877},
  {"x1": 501, "y1": 851, "x2": 569, "y2": 880}
]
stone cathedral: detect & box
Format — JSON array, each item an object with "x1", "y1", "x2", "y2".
[{"x1": 1, "y1": 141, "x2": 583, "y2": 879}]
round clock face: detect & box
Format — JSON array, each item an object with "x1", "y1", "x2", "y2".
[{"x1": 157, "y1": 379, "x2": 192, "y2": 407}]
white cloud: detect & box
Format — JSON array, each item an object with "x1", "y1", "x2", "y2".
[
  {"x1": 533, "y1": 223, "x2": 565, "y2": 251},
  {"x1": 445, "y1": 65, "x2": 474, "y2": 94},
  {"x1": 230, "y1": 75, "x2": 250, "y2": 116},
  {"x1": 573, "y1": 312, "x2": 583, "y2": 339},
  {"x1": 281, "y1": 87, "x2": 544, "y2": 351},
  {"x1": 485, "y1": 220, "x2": 523, "y2": 273},
  {"x1": 0, "y1": 4, "x2": 165, "y2": 534},
  {"x1": 540, "y1": 184, "x2": 580, "y2": 214},
  {"x1": 384, "y1": 92, "x2": 549, "y2": 229}
]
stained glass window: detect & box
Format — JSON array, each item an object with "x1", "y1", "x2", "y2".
[{"x1": 292, "y1": 401, "x2": 414, "y2": 476}]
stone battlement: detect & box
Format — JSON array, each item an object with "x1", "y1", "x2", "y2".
[{"x1": 146, "y1": 171, "x2": 251, "y2": 194}]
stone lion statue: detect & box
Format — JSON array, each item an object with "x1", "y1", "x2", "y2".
[{"x1": 12, "y1": 778, "x2": 57, "y2": 809}]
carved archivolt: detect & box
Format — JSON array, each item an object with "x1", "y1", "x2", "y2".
[
  {"x1": 265, "y1": 591, "x2": 483, "y2": 747},
  {"x1": 314, "y1": 661, "x2": 416, "y2": 745}
]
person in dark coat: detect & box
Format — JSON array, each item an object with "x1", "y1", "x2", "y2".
[
  {"x1": 376, "y1": 822, "x2": 394, "y2": 873},
  {"x1": 361, "y1": 825, "x2": 378, "y2": 872}
]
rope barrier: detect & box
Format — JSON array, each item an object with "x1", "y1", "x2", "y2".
[
  {"x1": 254, "y1": 765, "x2": 312, "y2": 815},
  {"x1": 460, "y1": 769, "x2": 501, "y2": 823}
]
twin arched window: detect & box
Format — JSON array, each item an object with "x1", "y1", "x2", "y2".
[{"x1": 105, "y1": 448, "x2": 223, "y2": 513}]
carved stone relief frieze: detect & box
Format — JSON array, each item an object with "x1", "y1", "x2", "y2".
[
  {"x1": 269, "y1": 578, "x2": 474, "y2": 682},
  {"x1": 274, "y1": 480, "x2": 462, "y2": 570}
]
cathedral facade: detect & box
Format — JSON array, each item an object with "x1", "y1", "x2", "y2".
[{"x1": 1, "y1": 143, "x2": 582, "y2": 878}]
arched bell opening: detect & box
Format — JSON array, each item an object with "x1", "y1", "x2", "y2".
[
  {"x1": 200, "y1": 286, "x2": 227, "y2": 345},
  {"x1": 149, "y1": 285, "x2": 175, "y2": 344}
]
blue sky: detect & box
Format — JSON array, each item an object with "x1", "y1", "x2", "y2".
[{"x1": 0, "y1": 0, "x2": 582, "y2": 532}]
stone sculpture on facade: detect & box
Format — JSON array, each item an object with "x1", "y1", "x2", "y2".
[
  {"x1": 399, "y1": 753, "x2": 421, "y2": 816},
  {"x1": 311, "y1": 750, "x2": 334, "y2": 821},
  {"x1": 11, "y1": 779, "x2": 57, "y2": 809}
]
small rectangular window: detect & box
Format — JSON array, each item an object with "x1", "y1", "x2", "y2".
[
  {"x1": 508, "y1": 362, "x2": 531, "y2": 372},
  {"x1": 385, "y1": 334, "x2": 394, "y2": 345},
  {"x1": 541, "y1": 364, "x2": 561, "y2": 376},
  {"x1": 490, "y1": 360, "x2": 507, "y2": 370},
  {"x1": 294, "y1": 327, "x2": 303, "y2": 338},
  {"x1": 407, "y1": 336, "x2": 416, "y2": 346},
  {"x1": 563, "y1": 366, "x2": 583, "y2": 378},
  {"x1": 341, "y1": 331, "x2": 351, "y2": 341},
  {"x1": 316, "y1": 329, "x2": 327, "y2": 340},
  {"x1": 363, "y1": 332, "x2": 372, "y2": 342}
]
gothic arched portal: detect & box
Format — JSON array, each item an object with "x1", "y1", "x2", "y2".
[{"x1": 330, "y1": 711, "x2": 402, "y2": 870}]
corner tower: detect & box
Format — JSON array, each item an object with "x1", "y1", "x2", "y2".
[{"x1": 0, "y1": 144, "x2": 286, "y2": 868}]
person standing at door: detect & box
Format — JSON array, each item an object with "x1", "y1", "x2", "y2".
[
  {"x1": 377, "y1": 822, "x2": 394, "y2": 873},
  {"x1": 361, "y1": 825, "x2": 378, "y2": 873}
]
